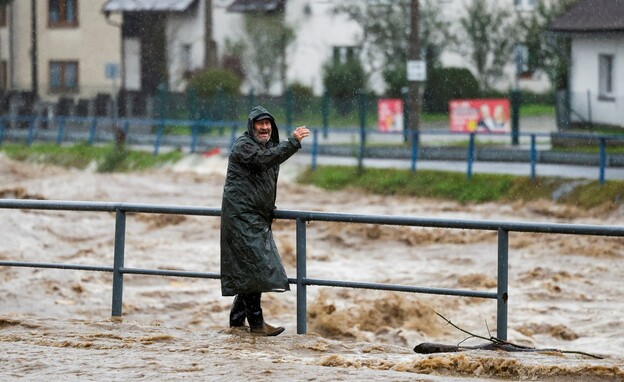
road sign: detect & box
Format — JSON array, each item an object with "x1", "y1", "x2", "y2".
[
  {"x1": 105, "y1": 63, "x2": 120, "y2": 80},
  {"x1": 407, "y1": 60, "x2": 426, "y2": 81}
]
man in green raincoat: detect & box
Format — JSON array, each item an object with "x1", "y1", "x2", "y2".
[{"x1": 220, "y1": 106, "x2": 310, "y2": 336}]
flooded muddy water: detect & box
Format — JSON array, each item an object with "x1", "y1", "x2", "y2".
[{"x1": 1, "y1": 154, "x2": 622, "y2": 381}]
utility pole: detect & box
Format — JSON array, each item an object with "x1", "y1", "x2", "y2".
[
  {"x1": 30, "y1": 0, "x2": 38, "y2": 100},
  {"x1": 407, "y1": 0, "x2": 422, "y2": 137},
  {"x1": 204, "y1": 0, "x2": 217, "y2": 68}
]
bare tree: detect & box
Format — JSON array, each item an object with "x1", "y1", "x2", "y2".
[
  {"x1": 516, "y1": 0, "x2": 577, "y2": 90},
  {"x1": 334, "y1": 0, "x2": 452, "y2": 95},
  {"x1": 455, "y1": 0, "x2": 517, "y2": 90},
  {"x1": 240, "y1": 13, "x2": 294, "y2": 94}
]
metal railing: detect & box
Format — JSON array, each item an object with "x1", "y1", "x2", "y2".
[
  {"x1": 1, "y1": 199, "x2": 624, "y2": 340},
  {"x1": 2, "y1": 114, "x2": 624, "y2": 184}
]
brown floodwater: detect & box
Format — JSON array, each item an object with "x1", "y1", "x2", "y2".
[{"x1": 0, "y1": 153, "x2": 622, "y2": 381}]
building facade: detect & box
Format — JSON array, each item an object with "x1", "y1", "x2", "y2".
[
  {"x1": 0, "y1": 0, "x2": 553, "y2": 117},
  {"x1": 550, "y1": 0, "x2": 624, "y2": 127},
  {"x1": 1, "y1": 0, "x2": 121, "y2": 104}
]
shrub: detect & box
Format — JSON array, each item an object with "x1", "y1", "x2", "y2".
[
  {"x1": 322, "y1": 59, "x2": 367, "y2": 115},
  {"x1": 286, "y1": 82, "x2": 314, "y2": 114},
  {"x1": 186, "y1": 68, "x2": 242, "y2": 98},
  {"x1": 382, "y1": 63, "x2": 407, "y2": 98},
  {"x1": 423, "y1": 67, "x2": 480, "y2": 113},
  {"x1": 322, "y1": 60, "x2": 367, "y2": 100}
]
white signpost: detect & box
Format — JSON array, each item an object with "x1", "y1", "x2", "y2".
[{"x1": 407, "y1": 60, "x2": 427, "y2": 82}]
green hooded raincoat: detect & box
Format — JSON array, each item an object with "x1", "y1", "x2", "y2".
[{"x1": 220, "y1": 106, "x2": 302, "y2": 296}]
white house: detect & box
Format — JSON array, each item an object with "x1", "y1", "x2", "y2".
[
  {"x1": 103, "y1": 0, "x2": 362, "y2": 96},
  {"x1": 550, "y1": 0, "x2": 624, "y2": 127},
  {"x1": 104, "y1": 0, "x2": 551, "y2": 98},
  {"x1": 217, "y1": 0, "x2": 551, "y2": 95},
  {"x1": 0, "y1": 0, "x2": 553, "y2": 113}
]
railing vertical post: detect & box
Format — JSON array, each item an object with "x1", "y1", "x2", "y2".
[
  {"x1": 88, "y1": 117, "x2": 97, "y2": 146},
  {"x1": 56, "y1": 117, "x2": 66, "y2": 145},
  {"x1": 112, "y1": 209, "x2": 126, "y2": 317},
  {"x1": 285, "y1": 89, "x2": 293, "y2": 134},
  {"x1": 230, "y1": 125, "x2": 238, "y2": 149},
  {"x1": 154, "y1": 124, "x2": 164, "y2": 156},
  {"x1": 322, "y1": 91, "x2": 329, "y2": 139},
  {"x1": 510, "y1": 90, "x2": 521, "y2": 145},
  {"x1": 311, "y1": 128, "x2": 318, "y2": 171},
  {"x1": 530, "y1": 134, "x2": 536, "y2": 181},
  {"x1": 190, "y1": 123, "x2": 198, "y2": 154},
  {"x1": 599, "y1": 137, "x2": 606, "y2": 185},
  {"x1": 123, "y1": 120, "x2": 130, "y2": 137},
  {"x1": 497, "y1": 228, "x2": 509, "y2": 341},
  {"x1": 296, "y1": 217, "x2": 307, "y2": 334},
  {"x1": 587, "y1": 90, "x2": 592, "y2": 124},
  {"x1": 466, "y1": 133, "x2": 475, "y2": 180},
  {"x1": 358, "y1": 90, "x2": 366, "y2": 174},
  {"x1": 410, "y1": 129, "x2": 419, "y2": 173},
  {"x1": 27, "y1": 116, "x2": 36, "y2": 146},
  {"x1": 0, "y1": 117, "x2": 5, "y2": 145}
]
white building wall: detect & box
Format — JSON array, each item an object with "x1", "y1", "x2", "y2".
[
  {"x1": 438, "y1": 0, "x2": 551, "y2": 93},
  {"x1": 285, "y1": 0, "x2": 363, "y2": 95},
  {"x1": 569, "y1": 37, "x2": 623, "y2": 126},
  {"x1": 211, "y1": 0, "x2": 363, "y2": 95},
  {"x1": 167, "y1": 1, "x2": 206, "y2": 92}
]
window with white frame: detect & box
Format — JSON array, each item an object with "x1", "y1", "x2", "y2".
[{"x1": 598, "y1": 54, "x2": 614, "y2": 99}]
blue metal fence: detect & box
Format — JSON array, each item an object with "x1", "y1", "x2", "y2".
[
  {"x1": 1, "y1": 199, "x2": 624, "y2": 340},
  {"x1": 1, "y1": 114, "x2": 623, "y2": 182}
]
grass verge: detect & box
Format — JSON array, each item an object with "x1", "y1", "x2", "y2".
[
  {"x1": 297, "y1": 165, "x2": 624, "y2": 209},
  {"x1": 0, "y1": 142, "x2": 183, "y2": 172},
  {"x1": 4, "y1": 143, "x2": 621, "y2": 210}
]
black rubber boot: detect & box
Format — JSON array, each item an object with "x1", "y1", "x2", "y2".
[
  {"x1": 229, "y1": 295, "x2": 247, "y2": 328},
  {"x1": 244, "y1": 293, "x2": 285, "y2": 336},
  {"x1": 242, "y1": 293, "x2": 264, "y2": 329}
]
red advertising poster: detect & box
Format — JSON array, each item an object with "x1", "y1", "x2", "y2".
[
  {"x1": 449, "y1": 99, "x2": 511, "y2": 133},
  {"x1": 377, "y1": 99, "x2": 404, "y2": 132}
]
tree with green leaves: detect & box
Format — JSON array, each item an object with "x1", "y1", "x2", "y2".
[
  {"x1": 240, "y1": 13, "x2": 295, "y2": 94},
  {"x1": 516, "y1": 0, "x2": 577, "y2": 90},
  {"x1": 455, "y1": 0, "x2": 517, "y2": 90},
  {"x1": 333, "y1": 0, "x2": 452, "y2": 97}
]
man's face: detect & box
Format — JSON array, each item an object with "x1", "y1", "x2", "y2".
[{"x1": 253, "y1": 118, "x2": 272, "y2": 144}]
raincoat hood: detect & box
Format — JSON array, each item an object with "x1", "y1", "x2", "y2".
[{"x1": 248, "y1": 106, "x2": 280, "y2": 145}]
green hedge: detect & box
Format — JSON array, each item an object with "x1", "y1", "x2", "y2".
[{"x1": 423, "y1": 67, "x2": 480, "y2": 113}]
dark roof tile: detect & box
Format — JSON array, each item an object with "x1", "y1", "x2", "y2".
[
  {"x1": 550, "y1": 0, "x2": 624, "y2": 33},
  {"x1": 226, "y1": 0, "x2": 285, "y2": 13}
]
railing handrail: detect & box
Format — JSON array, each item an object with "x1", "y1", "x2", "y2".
[
  {"x1": 1, "y1": 198, "x2": 622, "y2": 235},
  {"x1": 1, "y1": 198, "x2": 623, "y2": 340}
]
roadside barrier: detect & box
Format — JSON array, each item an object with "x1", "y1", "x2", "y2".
[
  {"x1": 1, "y1": 199, "x2": 623, "y2": 339},
  {"x1": 0, "y1": 115, "x2": 622, "y2": 182}
]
